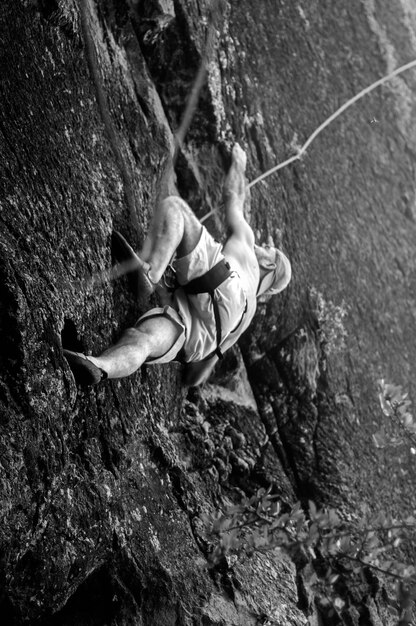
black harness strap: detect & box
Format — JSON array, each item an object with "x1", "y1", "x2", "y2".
[
  {"x1": 183, "y1": 259, "x2": 232, "y2": 294},
  {"x1": 182, "y1": 259, "x2": 233, "y2": 361},
  {"x1": 210, "y1": 289, "x2": 223, "y2": 359}
]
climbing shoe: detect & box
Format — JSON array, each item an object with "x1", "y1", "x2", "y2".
[{"x1": 63, "y1": 350, "x2": 108, "y2": 386}]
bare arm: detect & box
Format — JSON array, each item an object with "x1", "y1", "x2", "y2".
[{"x1": 222, "y1": 144, "x2": 253, "y2": 244}]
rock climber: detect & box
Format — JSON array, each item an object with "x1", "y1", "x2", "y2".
[{"x1": 64, "y1": 144, "x2": 292, "y2": 387}]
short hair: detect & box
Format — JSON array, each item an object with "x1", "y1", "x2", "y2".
[{"x1": 256, "y1": 248, "x2": 291, "y2": 297}]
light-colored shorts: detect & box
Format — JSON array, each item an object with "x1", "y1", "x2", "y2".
[{"x1": 137, "y1": 226, "x2": 247, "y2": 364}]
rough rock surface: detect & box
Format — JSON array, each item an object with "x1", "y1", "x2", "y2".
[{"x1": 1, "y1": 0, "x2": 416, "y2": 624}]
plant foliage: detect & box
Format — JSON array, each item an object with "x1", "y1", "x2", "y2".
[
  {"x1": 202, "y1": 489, "x2": 416, "y2": 622},
  {"x1": 373, "y1": 380, "x2": 416, "y2": 451}
]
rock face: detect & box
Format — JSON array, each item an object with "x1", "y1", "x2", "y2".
[{"x1": 1, "y1": 0, "x2": 416, "y2": 624}]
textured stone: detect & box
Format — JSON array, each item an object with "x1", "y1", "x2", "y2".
[{"x1": 1, "y1": 0, "x2": 416, "y2": 624}]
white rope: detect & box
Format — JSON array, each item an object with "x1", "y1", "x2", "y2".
[
  {"x1": 173, "y1": 0, "x2": 222, "y2": 163},
  {"x1": 247, "y1": 58, "x2": 416, "y2": 189}
]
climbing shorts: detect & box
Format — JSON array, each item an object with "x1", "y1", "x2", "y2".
[{"x1": 136, "y1": 226, "x2": 247, "y2": 364}]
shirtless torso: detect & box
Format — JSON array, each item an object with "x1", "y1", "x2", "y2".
[{"x1": 182, "y1": 144, "x2": 260, "y2": 385}]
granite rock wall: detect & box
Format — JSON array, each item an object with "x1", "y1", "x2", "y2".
[{"x1": 1, "y1": 0, "x2": 416, "y2": 624}]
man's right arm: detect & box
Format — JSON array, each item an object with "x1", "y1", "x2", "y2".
[{"x1": 222, "y1": 144, "x2": 254, "y2": 246}]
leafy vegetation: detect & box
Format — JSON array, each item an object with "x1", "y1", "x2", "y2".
[
  {"x1": 202, "y1": 314, "x2": 416, "y2": 622},
  {"x1": 373, "y1": 380, "x2": 416, "y2": 453},
  {"x1": 203, "y1": 489, "x2": 416, "y2": 622}
]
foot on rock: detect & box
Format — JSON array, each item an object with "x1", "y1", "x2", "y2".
[{"x1": 63, "y1": 350, "x2": 107, "y2": 386}]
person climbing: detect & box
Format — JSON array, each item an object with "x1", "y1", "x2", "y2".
[{"x1": 64, "y1": 143, "x2": 291, "y2": 387}]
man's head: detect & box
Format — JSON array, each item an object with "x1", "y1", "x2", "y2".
[{"x1": 254, "y1": 244, "x2": 292, "y2": 297}]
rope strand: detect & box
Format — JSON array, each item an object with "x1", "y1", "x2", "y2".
[
  {"x1": 173, "y1": 0, "x2": 222, "y2": 164},
  {"x1": 247, "y1": 58, "x2": 416, "y2": 189}
]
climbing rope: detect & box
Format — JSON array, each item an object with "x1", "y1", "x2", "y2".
[
  {"x1": 200, "y1": 58, "x2": 416, "y2": 224},
  {"x1": 248, "y1": 58, "x2": 416, "y2": 190},
  {"x1": 76, "y1": 0, "x2": 223, "y2": 292},
  {"x1": 79, "y1": 0, "x2": 416, "y2": 282},
  {"x1": 79, "y1": 0, "x2": 140, "y2": 234},
  {"x1": 173, "y1": 0, "x2": 223, "y2": 165}
]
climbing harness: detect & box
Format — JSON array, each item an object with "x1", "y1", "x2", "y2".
[
  {"x1": 176, "y1": 258, "x2": 247, "y2": 362},
  {"x1": 183, "y1": 259, "x2": 232, "y2": 360}
]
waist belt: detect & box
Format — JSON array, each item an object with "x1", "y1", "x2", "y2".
[
  {"x1": 182, "y1": 259, "x2": 233, "y2": 361},
  {"x1": 183, "y1": 258, "x2": 233, "y2": 294}
]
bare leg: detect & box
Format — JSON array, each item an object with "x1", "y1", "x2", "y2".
[
  {"x1": 140, "y1": 195, "x2": 202, "y2": 283},
  {"x1": 113, "y1": 196, "x2": 202, "y2": 303},
  {"x1": 87, "y1": 316, "x2": 182, "y2": 379}
]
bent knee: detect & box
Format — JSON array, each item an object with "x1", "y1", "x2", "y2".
[
  {"x1": 161, "y1": 196, "x2": 199, "y2": 225},
  {"x1": 160, "y1": 195, "x2": 190, "y2": 216},
  {"x1": 160, "y1": 195, "x2": 202, "y2": 256},
  {"x1": 120, "y1": 327, "x2": 146, "y2": 344}
]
